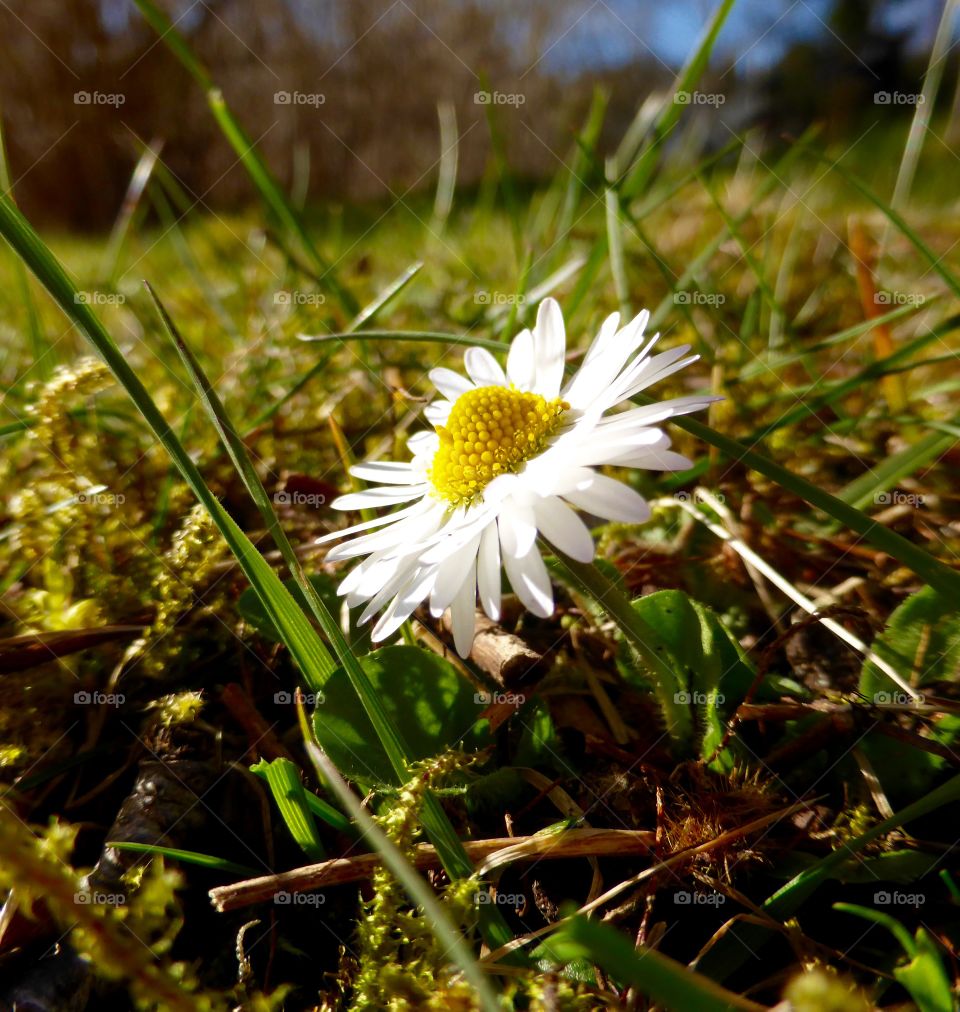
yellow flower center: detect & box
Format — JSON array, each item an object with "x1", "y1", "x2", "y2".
[{"x1": 428, "y1": 385, "x2": 568, "y2": 506}]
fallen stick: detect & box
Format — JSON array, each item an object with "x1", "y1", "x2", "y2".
[{"x1": 209, "y1": 828, "x2": 656, "y2": 912}]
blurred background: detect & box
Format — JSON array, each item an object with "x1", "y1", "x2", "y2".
[{"x1": 1, "y1": 0, "x2": 957, "y2": 229}]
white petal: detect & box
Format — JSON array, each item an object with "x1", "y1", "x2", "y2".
[
  {"x1": 430, "y1": 534, "x2": 481, "y2": 615},
  {"x1": 581, "y1": 311, "x2": 621, "y2": 365},
  {"x1": 359, "y1": 556, "x2": 424, "y2": 624},
  {"x1": 429, "y1": 367, "x2": 473, "y2": 400},
  {"x1": 349, "y1": 461, "x2": 418, "y2": 484},
  {"x1": 418, "y1": 506, "x2": 496, "y2": 564},
  {"x1": 506, "y1": 328, "x2": 535, "y2": 390},
  {"x1": 477, "y1": 522, "x2": 501, "y2": 621},
  {"x1": 340, "y1": 551, "x2": 402, "y2": 601},
  {"x1": 315, "y1": 500, "x2": 428, "y2": 546},
  {"x1": 596, "y1": 394, "x2": 721, "y2": 429},
  {"x1": 497, "y1": 500, "x2": 538, "y2": 558},
  {"x1": 533, "y1": 496, "x2": 595, "y2": 563},
  {"x1": 449, "y1": 559, "x2": 478, "y2": 657},
  {"x1": 521, "y1": 459, "x2": 595, "y2": 497},
  {"x1": 407, "y1": 430, "x2": 439, "y2": 454},
  {"x1": 565, "y1": 427, "x2": 668, "y2": 463},
  {"x1": 502, "y1": 542, "x2": 554, "y2": 618},
  {"x1": 331, "y1": 484, "x2": 429, "y2": 511},
  {"x1": 611, "y1": 348, "x2": 697, "y2": 405},
  {"x1": 464, "y1": 347, "x2": 507, "y2": 387},
  {"x1": 563, "y1": 311, "x2": 651, "y2": 409},
  {"x1": 562, "y1": 473, "x2": 651, "y2": 523},
  {"x1": 613, "y1": 448, "x2": 693, "y2": 471},
  {"x1": 371, "y1": 565, "x2": 438, "y2": 641},
  {"x1": 532, "y1": 298, "x2": 566, "y2": 398},
  {"x1": 424, "y1": 401, "x2": 452, "y2": 426},
  {"x1": 325, "y1": 502, "x2": 444, "y2": 561}
]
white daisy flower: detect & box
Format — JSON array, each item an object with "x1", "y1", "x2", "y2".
[{"x1": 319, "y1": 298, "x2": 717, "y2": 657}]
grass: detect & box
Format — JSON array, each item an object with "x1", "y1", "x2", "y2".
[{"x1": 1, "y1": 6, "x2": 960, "y2": 1008}]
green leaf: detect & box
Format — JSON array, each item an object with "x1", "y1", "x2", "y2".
[
  {"x1": 312, "y1": 646, "x2": 489, "y2": 787},
  {"x1": 550, "y1": 554, "x2": 690, "y2": 746},
  {"x1": 896, "y1": 928, "x2": 956, "y2": 1012},
  {"x1": 544, "y1": 915, "x2": 766, "y2": 1011},
  {"x1": 858, "y1": 587, "x2": 960, "y2": 797},
  {"x1": 835, "y1": 905, "x2": 955, "y2": 1012},
  {"x1": 251, "y1": 758, "x2": 326, "y2": 861},
  {"x1": 861, "y1": 587, "x2": 960, "y2": 699},
  {"x1": 619, "y1": 590, "x2": 756, "y2": 767}
]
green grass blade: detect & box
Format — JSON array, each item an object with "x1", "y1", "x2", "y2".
[
  {"x1": 605, "y1": 186, "x2": 630, "y2": 317},
  {"x1": 816, "y1": 152, "x2": 960, "y2": 300},
  {"x1": 304, "y1": 738, "x2": 500, "y2": 1012},
  {"x1": 131, "y1": 0, "x2": 357, "y2": 317},
  {"x1": 669, "y1": 409, "x2": 960, "y2": 597},
  {"x1": 107, "y1": 842, "x2": 260, "y2": 878},
  {"x1": 619, "y1": 0, "x2": 737, "y2": 199},
  {"x1": 250, "y1": 755, "x2": 352, "y2": 834},
  {"x1": 100, "y1": 140, "x2": 162, "y2": 284},
  {"x1": 551, "y1": 552, "x2": 691, "y2": 744},
  {"x1": 298, "y1": 330, "x2": 506, "y2": 353},
  {"x1": 0, "y1": 195, "x2": 341, "y2": 692},
  {"x1": 250, "y1": 758, "x2": 326, "y2": 861},
  {"x1": 251, "y1": 263, "x2": 425, "y2": 430},
  {"x1": 835, "y1": 427, "x2": 956, "y2": 511},
  {"x1": 696, "y1": 772, "x2": 960, "y2": 981},
  {"x1": 747, "y1": 315, "x2": 959, "y2": 439},
  {"x1": 738, "y1": 301, "x2": 922, "y2": 380},
  {"x1": 550, "y1": 915, "x2": 766, "y2": 1011}
]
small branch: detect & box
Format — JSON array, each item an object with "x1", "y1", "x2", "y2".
[{"x1": 209, "y1": 829, "x2": 656, "y2": 912}]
